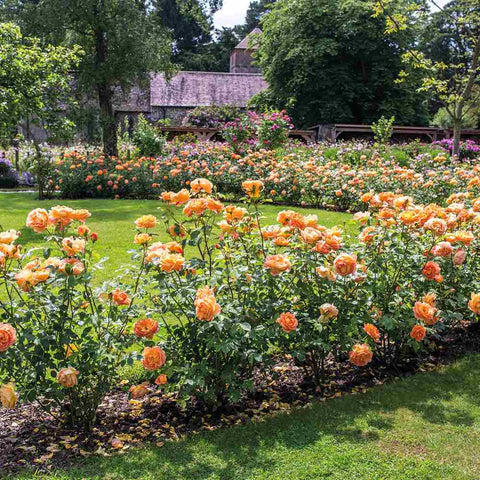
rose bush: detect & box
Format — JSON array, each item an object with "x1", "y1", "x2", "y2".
[{"x1": 2, "y1": 176, "x2": 480, "y2": 426}]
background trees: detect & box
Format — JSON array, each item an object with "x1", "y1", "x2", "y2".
[{"x1": 253, "y1": 0, "x2": 430, "y2": 128}]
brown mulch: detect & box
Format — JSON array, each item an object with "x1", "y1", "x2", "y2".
[{"x1": 1, "y1": 322, "x2": 479, "y2": 475}]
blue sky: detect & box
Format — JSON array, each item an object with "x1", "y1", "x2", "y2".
[{"x1": 214, "y1": 0, "x2": 451, "y2": 29}]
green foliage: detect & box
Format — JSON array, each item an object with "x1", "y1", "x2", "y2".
[
  {"x1": 371, "y1": 116, "x2": 395, "y2": 145},
  {"x1": 0, "y1": 22, "x2": 81, "y2": 143},
  {"x1": 431, "y1": 106, "x2": 479, "y2": 129},
  {"x1": 132, "y1": 116, "x2": 167, "y2": 158},
  {"x1": 256, "y1": 0, "x2": 430, "y2": 128}
]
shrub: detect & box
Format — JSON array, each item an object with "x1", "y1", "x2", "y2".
[
  {"x1": 0, "y1": 157, "x2": 19, "y2": 188},
  {"x1": 256, "y1": 110, "x2": 293, "y2": 149},
  {"x1": 0, "y1": 207, "x2": 150, "y2": 430},
  {"x1": 131, "y1": 115, "x2": 166, "y2": 157},
  {"x1": 371, "y1": 116, "x2": 395, "y2": 146}
]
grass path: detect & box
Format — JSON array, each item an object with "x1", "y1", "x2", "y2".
[
  {"x1": 11, "y1": 354, "x2": 480, "y2": 479},
  {"x1": 0, "y1": 193, "x2": 354, "y2": 283}
]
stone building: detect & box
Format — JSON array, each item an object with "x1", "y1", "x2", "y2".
[{"x1": 114, "y1": 29, "x2": 267, "y2": 125}]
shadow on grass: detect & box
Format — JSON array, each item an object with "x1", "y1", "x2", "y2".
[{"x1": 29, "y1": 355, "x2": 480, "y2": 480}]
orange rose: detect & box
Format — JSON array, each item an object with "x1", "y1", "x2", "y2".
[
  {"x1": 333, "y1": 253, "x2": 357, "y2": 276},
  {"x1": 422, "y1": 261, "x2": 441, "y2": 281},
  {"x1": 468, "y1": 293, "x2": 480, "y2": 315},
  {"x1": 0, "y1": 323, "x2": 16, "y2": 352},
  {"x1": 319, "y1": 303, "x2": 338, "y2": 320},
  {"x1": 141, "y1": 346, "x2": 166, "y2": 370},
  {"x1": 242, "y1": 180, "x2": 264, "y2": 199},
  {"x1": 62, "y1": 237, "x2": 86, "y2": 257},
  {"x1": 57, "y1": 367, "x2": 79, "y2": 388},
  {"x1": 195, "y1": 288, "x2": 221, "y2": 321},
  {"x1": 410, "y1": 325, "x2": 426, "y2": 341},
  {"x1": 422, "y1": 292, "x2": 436, "y2": 307},
  {"x1": 363, "y1": 323, "x2": 380, "y2": 343},
  {"x1": 349, "y1": 344, "x2": 373, "y2": 367},
  {"x1": 71, "y1": 209, "x2": 91, "y2": 222},
  {"x1": 183, "y1": 198, "x2": 207, "y2": 217},
  {"x1": 77, "y1": 224, "x2": 91, "y2": 237},
  {"x1": 172, "y1": 189, "x2": 190, "y2": 205},
  {"x1": 135, "y1": 215, "x2": 158, "y2": 229},
  {"x1": 26, "y1": 208, "x2": 51, "y2": 233},
  {"x1": 112, "y1": 289, "x2": 131, "y2": 306},
  {"x1": 191, "y1": 178, "x2": 213, "y2": 194},
  {"x1": 454, "y1": 230, "x2": 474, "y2": 246},
  {"x1": 0, "y1": 383, "x2": 18, "y2": 409},
  {"x1": 413, "y1": 301, "x2": 438, "y2": 325},
  {"x1": 205, "y1": 197, "x2": 224, "y2": 214},
  {"x1": 431, "y1": 241, "x2": 453, "y2": 257},
  {"x1": 0, "y1": 229, "x2": 20, "y2": 245},
  {"x1": 15, "y1": 269, "x2": 35, "y2": 292},
  {"x1": 134, "y1": 318, "x2": 159, "y2": 339},
  {"x1": 276, "y1": 312, "x2": 298, "y2": 333},
  {"x1": 424, "y1": 218, "x2": 447, "y2": 236},
  {"x1": 300, "y1": 227, "x2": 323, "y2": 244},
  {"x1": 49, "y1": 205, "x2": 75, "y2": 228},
  {"x1": 453, "y1": 248, "x2": 466, "y2": 265},
  {"x1": 159, "y1": 253, "x2": 185, "y2": 273},
  {"x1": 129, "y1": 383, "x2": 149, "y2": 399},
  {"x1": 134, "y1": 233, "x2": 153, "y2": 245},
  {"x1": 58, "y1": 259, "x2": 85, "y2": 276},
  {"x1": 64, "y1": 343, "x2": 79, "y2": 358},
  {"x1": 264, "y1": 254, "x2": 291, "y2": 276},
  {"x1": 155, "y1": 374, "x2": 168, "y2": 386}
]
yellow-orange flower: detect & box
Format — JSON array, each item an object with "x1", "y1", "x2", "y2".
[
  {"x1": 141, "y1": 346, "x2": 166, "y2": 370},
  {"x1": 349, "y1": 344, "x2": 373, "y2": 367},
  {"x1": 62, "y1": 237, "x2": 86, "y2": 257},
  {"x1": 159, "y1": 253, "x2": 185, "y2": 272},
  {"x1": 195, "y1": 287, "x2": 221, "y2": 321},
  {"x1": 319, "y1": 303, "x2": 338, "y2": 319},
  {"x1": 0, "y1": 229, "x2": 20, "y2": 245},
  {"x1": 468, "y1": 293, "x2": 480, "y2": 315},
  {"x1": 242, "y1": 180, "x2": 264, "y2": 199},
  {"x1": 276, "y1": 312, "x2": 298, "y2": 333},
  {"x1": 191, "y1": 178, "x2": 213, "y2": 194},
  {"x1": 410, "y1": 325, "x2": 426, "y2": 341},
  {"x1": 135, "y1": 215, "x2": 158, "y2": 229},
  {"x1": 134, "y1": 233, "x2": 153, "y2": 245},
  {"x1": 155, "y1": 374, "x2": 168, "y2": 385},
  {"x1": 26, "y1": 208, "x2": 50, "y2": 233},
  {"x1": 422, "y1": 261, "x2": 441, "y2": 281},
  {"x1": 71, "y1": 209, "x2": 91, "y2": 222},
  {"x1": 49, "y1": 205, "x2": 75, "y2": 228},
  {"x1": 0, "y1": 383, "x2": 18, "y2": 409},
  {"x1": 333, "y1": 253, "x2": 357, "y2": 276},
  {"x1": 264, "y1": 254, "x2": 292, "y2": 276},
  {"x1": 112, "y1": 289, "x2": 131, "y2": 306},
  {"x1": 413, "y1": 301, "x2": 438, "y2": 325},
  {"x1": 134, "y1": 318, "x2": 159, "y2": 339},
  {"x1": 363, "y1": 323, "x2": 380, "y2": 343},
  {"x1": 0, "y1": 323, "x2": 16, "y2": 352},
  {"x1": 57, "y1": 367, "x2": 79, "y2": 388}
]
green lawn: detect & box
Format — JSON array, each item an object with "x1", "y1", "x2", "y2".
[
  {"x1": 11, "y1": 354, "x2": 480, "y2": 479},
  {"x1": 0, "y1": 193, "x2": 354, "y2": 283}
]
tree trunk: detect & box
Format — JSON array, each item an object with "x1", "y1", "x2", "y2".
[
  {"x1": 98, "y1": 83, "x2": 117, "y2": 157},
  {"x1": 452, "y1": 115, "x2": 462, "y2": 159}
]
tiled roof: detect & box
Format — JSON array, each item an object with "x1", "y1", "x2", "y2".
[
  {"x1": 235, "y1": 28, "x2": 263, "y2": 50},
  {"x1": 150, "y1": 71, "x2": 268, "y2": 108}
]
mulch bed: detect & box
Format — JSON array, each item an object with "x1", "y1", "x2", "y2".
[{"x1": 1, "y1": 322, "x2": 479, "y2": 475}]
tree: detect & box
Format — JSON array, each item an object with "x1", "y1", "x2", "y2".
[
  {"x1": 1, "y1": 0, "x2": 174, "y2": 156},
  {"x1": 373, "y1": 0, "x2": 480, "y2": 157},
  {"x1": 235, "y1": 0, "x2": 277, "y2": 37},
  {"x1": 0, "y1": 22, "x2": 81, "y2": 141},
  {"x1": 255, "y1": 0, "x2": 430, "y2": 129}
]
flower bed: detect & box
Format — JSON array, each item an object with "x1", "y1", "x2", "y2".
[
  {"x1": 1, "y1": 177, "x2": 480, "y2": 443},
  {"x1": 45, "y1": 142, "x2": 479, "y2": 213}
]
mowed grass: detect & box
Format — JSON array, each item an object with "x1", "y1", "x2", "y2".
[
  {"x1": 0, "y1": 193, "x2": 355, "y2": 283},
  {"x1": 10, "y1": 354, "x2": 480, "y2": 480}
]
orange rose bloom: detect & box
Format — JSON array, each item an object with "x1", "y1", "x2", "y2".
[
  {"x1": 191, "y1": 178, "x2": 213, "y2": 194},
  {"x1": 334, "y1": 253, "x2": 357, "y2": 276},
  {"x1": 242, "y1": 180, "x2": 264, "y2": 199},
  {"x1": 71, "y1": 209, "x2": 91, "y2": 222},
  {"x1": 135, "y1": 215, "x2": 158, "y2": 229},
  {"x1": 129, "y1": 383, "x2": 149, "y2": 399},
  {"x1": 422, "y1": 261, "x2": 441, "y2": 281},
  {"x1": 112, "y1": 289, "x2": 131, "y2": 306},
  {"x1": 15, "y1": 269, "x2": 35, "y2": 292},
  {"x1": 468, "y1": 293, "x2": 480, "y2": 315},
  {"x1": 431, "y1": 241, "x2": 453, "y2": 257},
  {"x1": 264, "y1": 254, "x2": 292, "y2": 276},
  {"x1": 195, "y1": 288, "x2": 221, "y2": 321},
  {"x1": 134, "y1": 233, "x2": 153, "y2": 245},
  {"x1": 0, "y1": 383, "x2": 18, "y2": 409},
  {"x1": 410, "y1": 325, "x2": 426, "y2": 341},
  {"x1": 205, "y1": 197, "x2": 224, "y2": 214},
  {"x1": 141, "y1": 346, "x2": 166, "y2": 370},
  {"x1": 0, "y1": 323, "x2": 16, "y2": 352},
  {"x1": 155, "y1": 374, "x2": 168, "y2": 386},
  {"x1": 413, "y1": 301, "x2": 438, "y2": 325},
  {"x1": 0, "y1": 229, "x2": 20, "y2": 245},
  {"x1": 49, "y1": 205, "x2": 75, "y2": 228},
  {"x1": 320, "y1": 303, "x2": 338, "y2": 319},
  {"x1": 57, "y1": 367, "x2": 79, "y2": 388},
  {"x1": 183, "y1": 198, "x2": 207, "y2": 217},
  {"x1": 77, "y1": 224, "x2": 91, "y2": 237},
  {"x1": 424, "y1": 218, "x2": 447, "y2": 236},
  {"x1": 58, "y1": 259, "x2": 85, "y2": 276},
  {"x1": 172, "y1": 189, "x2": 190, "y2": 205},
  {"x1": 423, "y1": 292, "x2": 436, "y2": 307},
  {"x1": 300, "y1": 227, "x2": 323, "y2": 244},
  {"x1": 276, "y1": 312, "x2": 299, "y2": 333},
  {"x1": 159, "y1": 253, "x2": 185, "y2": 273},
  {"x1": 134, "y1": 318, "x2": 159, "y2": 339},
  {"x1": 455, "y1": 230, "x2": 474, "y2": 246},
  {"x1": 363, "y1": 323, "x2": 380, "y2": 343},
  {"x1": 349, "y1": 344, "x2": 373, "y2": 367},
  {"x1": 62, "y1": 237, "x2": 86, "y2": 257},
  {"x1": 26, "y1": 208, "x2": 50, "y2": 233}
]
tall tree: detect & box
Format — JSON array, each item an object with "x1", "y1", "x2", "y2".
[
  {"x1": 374, "y1": 0, "x2": 480, "y2": 156},
  {"x1": 255, "y1": 0, "x2": 429, "y2": 128},
  {"x1": 1, "y1": 0, "x2": 174, "y2": 156},
  {"x1": 235, "y1": 0, "x2": 276, "y2": 37}
]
